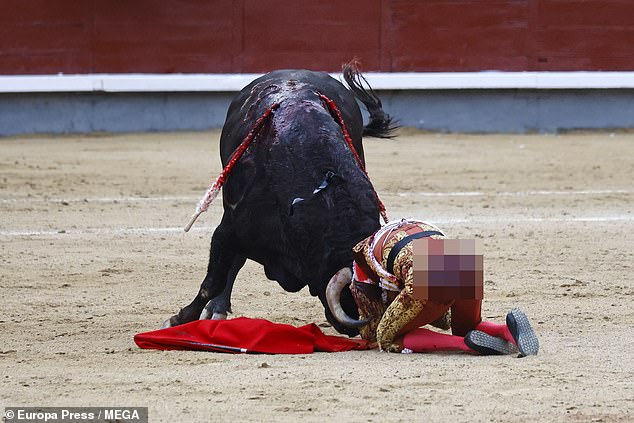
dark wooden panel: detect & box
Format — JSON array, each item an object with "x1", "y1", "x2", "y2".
[
  {"x1": 230, "y1": 0, "x2": 245, "y2": 72},
  {"x1": 536, "y1": 28, "x2": 634, "y2": 70},
  {"x1": 0, "y1": 1, "x2": 91, "y2": 74},
  {"x1": 241, "y1": 0, "x2": 381, "y2": 72},
  {"x1": 92, "y1": 0, "x2": 235, "y2": 73},
  {"x1": 0, "y1": 0, "x2": 91, "y2": 23},
  {"x1": 538, "y1": 0, "x2": 634, "y2": 28},
  {"x1": 386, "y1": 0, "x2": 531, "y2": 71},
  {"x1": 0, "y1": 51, "x2": 90, "y2": 74},
  {"x1": 535, "y1": 0, "x2": 634, "y2": 70},
  {"x1": 93, "y1": 22, "x2": 234, "y2": 73},
  {"x1": 2, "y1": 0, "x2": 634, "y2": 74},
  {"x1": 0, "y1": 23, "x2": 91, "y2": 72}
]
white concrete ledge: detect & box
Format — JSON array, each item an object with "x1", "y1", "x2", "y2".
[{"x1": 2, "y1": 72, "x2": 634, "y2": 93}]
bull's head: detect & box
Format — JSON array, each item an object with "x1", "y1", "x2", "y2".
[{"x1": 265, "y1": 99, "x2": 381, "y2": 335}]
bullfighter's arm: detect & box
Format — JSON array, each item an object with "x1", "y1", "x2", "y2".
[
  {"x1": 350, "y1": 282, "x2": 386, "y2": 343},
  {"x1": 375, "y1": 257, "x2": 425, "y2": 352}
]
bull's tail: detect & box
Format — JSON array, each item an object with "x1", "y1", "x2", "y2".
[{"x1": 342, "y1": 61, "x2": 397, "y2": 138}]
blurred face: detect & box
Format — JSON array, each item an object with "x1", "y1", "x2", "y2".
[{"x1": 412, "y1": 238, "x2": 484, "y2": 302}]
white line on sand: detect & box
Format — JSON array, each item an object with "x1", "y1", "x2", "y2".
[
  {"x1": 0, "y1": 195, "x2": 197, "y2": 204},
  {"x1": 394, "y1": 189, "x2": 632, "y2": 198},
  {"x1": 0, "y1": 225, "x2": 216, "y2": 237},
  {"x1": 1, "y1": 189, "x2": 631, "y2": 205},
  {"x1": 1, "y1": 215, "x2": 632, "y2": 238}
]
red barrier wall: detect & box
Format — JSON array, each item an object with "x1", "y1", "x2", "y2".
[{"x1": 1, "y1": 0, "x2": 633, "y2": 74}]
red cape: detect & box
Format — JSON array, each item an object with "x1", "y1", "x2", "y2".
[{"x1": 134, "y1": 317, "x2": 370, "y2": 354}]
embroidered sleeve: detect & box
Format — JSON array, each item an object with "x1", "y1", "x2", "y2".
[
  {"x1": 352, "y1": 289, "x2": 386, "y2": 343},
  {"x1": 376, "y1": 252, "x2": 425, "y2": 352}
]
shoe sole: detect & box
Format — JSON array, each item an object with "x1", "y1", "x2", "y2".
[
  {"x1": 506, "y1": 308, "x2": 540, "y2": 357},
  {"x1": 464, "y1": 330, "x2": 518, "y2": 355}
]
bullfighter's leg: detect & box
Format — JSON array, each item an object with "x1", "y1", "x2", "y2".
[
  {"x1": 473, "y1": 308, "x2": 539, "y2": 356},
  {"x1": 402, "y1": 327, "x2": 473, "y2": 354},
  {"x1": 402, "y1": 327, "x2": 518, "y2": 355},
  {"x1": 199, "y1": 254, "x2": 246, "y2": 320},
  {"x1": 161, "y1": 224, "x2": 241, "y2": 328}
]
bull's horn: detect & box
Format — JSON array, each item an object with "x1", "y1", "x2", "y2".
[{"x1": 326, "y1": 267, "x2": 370, "y2": 328}]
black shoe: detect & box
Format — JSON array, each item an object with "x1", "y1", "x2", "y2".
[
  {"x1": 464, "y1": 330, "x2": 518, "y2": 355},
  {"x1": 506, "y1": 308, "x2": 540, "y2": 357}
]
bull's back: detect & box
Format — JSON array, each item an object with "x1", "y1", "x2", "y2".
[{"x1": 219, "y1": 69, "x2": 364, "y2": 164}]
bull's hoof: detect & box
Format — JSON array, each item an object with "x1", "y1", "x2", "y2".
[
  {"x1": 160, "y1": 314, "x2": 182, "y2": 329},
  {"x1": 199, "y1": 300, "x2": 213, "y2": 320},
  {"x1": 199, "y1": 300, "x2": 229, "y2": 320},
  {"x1": 161, "y1": 306, "x2": 207, "y2": 329}
]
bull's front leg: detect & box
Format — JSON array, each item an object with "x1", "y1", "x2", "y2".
[
  {"x1": 161, "y1": 224, "x2": 243, "y2": 328},
  {"x1": 199, "y1": 254, "x2": 246, "y2": 320}
]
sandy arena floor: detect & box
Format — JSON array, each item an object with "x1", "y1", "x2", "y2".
[{"x1": 1, "y1": 130, "x2": 633, "y2": 422}]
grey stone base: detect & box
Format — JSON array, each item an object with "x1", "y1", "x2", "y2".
[
  {"x1": 2, "y1": 89, "x2": 634, "y2": 136},
  {"x1": 380, "y1": 89, "x2": 634, "y2": 133}
]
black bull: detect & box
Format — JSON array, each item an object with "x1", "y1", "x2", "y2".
[{"x1": 163, "y1": 64, "x2": 394, "y2": 336}]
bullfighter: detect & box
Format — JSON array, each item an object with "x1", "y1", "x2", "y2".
[{"x1": 326, "y1": 219, "x2": 540, "y2": 356}]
